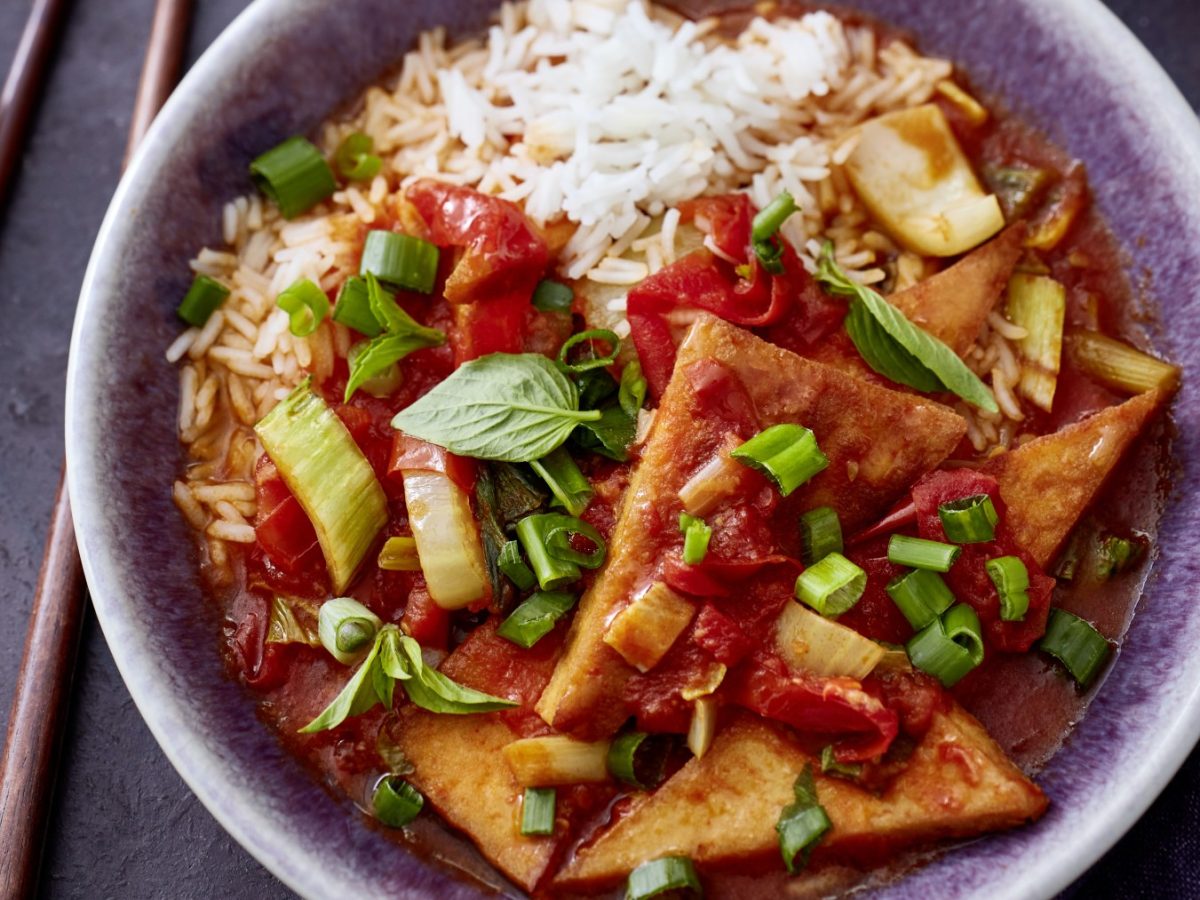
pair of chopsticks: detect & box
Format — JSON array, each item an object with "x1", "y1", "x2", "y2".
[{"x1": 0, "y1": 0, "x2": 193, "y2": 895}]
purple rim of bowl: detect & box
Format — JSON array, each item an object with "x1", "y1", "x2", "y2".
[{"x1": 65, "y1": 0, "x2": 1200, "y2": 897}]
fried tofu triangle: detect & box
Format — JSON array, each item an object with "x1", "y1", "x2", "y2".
[
  {"x1": 555, "y1": 706, "x2": 1046, "y2": 890},
  {"x1": 982, "y1": 388, "x2": 1166, "y2": 568},
  {"x1": 396, "y1": 710, "x2": 562, "y2": 892},
  {"x1": 536, "y1": 316, "x2": 966, "y2": 738}
]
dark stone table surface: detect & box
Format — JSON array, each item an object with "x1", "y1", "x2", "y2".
[{"x1": 0, "y1": 0, "x2": 1196, "y2": 897}]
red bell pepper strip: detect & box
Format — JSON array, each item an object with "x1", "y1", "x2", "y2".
[{"x1": 388, "y1": 433, "x2": 477, "y2": 495}]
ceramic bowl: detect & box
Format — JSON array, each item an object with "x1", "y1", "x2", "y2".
[{"x1": 65, "y1": 0, "x2": 1200, "y2": 896}]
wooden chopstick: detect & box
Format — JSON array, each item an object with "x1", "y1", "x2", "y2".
[
  {"x1": 0, "y1": 0, "x2": 70, "y2": 211},
  {"x1": 0, "y1": 1, "x2": 193, "y2": 895}
]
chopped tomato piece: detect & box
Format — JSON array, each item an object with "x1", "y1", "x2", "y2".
[
  {"x1": 862, "y1": 667, "x2": 947, "y2": 741},
  {"x1": 729, "y1": 651, "x2": 899, "y2": 762},
  {"x1": 400, "y1": 581, "x2": 451, "y2": 651},
  {"x1": 692, "y1": 603, "x2": 754, "y2": 666},
  {"x1": 388, "y1": 433, "x2": 477, "y2": 495},
  {"x1": 253, "y1": 455, "x2": 326, "y2": 586},
  {"x1": 405, "y1": 179, "x2": 548, "y2": 304},
  {"x1": 233, "y1": 599, "x2": 293, "y2": 690},
  {"x1": 678, "y1": 193, "x2": 753, "y2": 261}
]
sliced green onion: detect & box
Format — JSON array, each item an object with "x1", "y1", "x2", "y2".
[
  {"x1": 938, "y1": 494, "x2": 999, "y2": 544},
  {"x1": 496, "y1": 590, "x2": 576, "y2": 649},
  {"x1": 1096, "y1": 534, "x2": 1142, "y2": 580},
  {"x1": 886, "y1": 568, "x2": 956, "y2": 630},
  {"x1": 373, "y1": 776, "x2": 424, "y2": 827},
  {"x1": 276, "y1": 278, "x2": 331, "y2": 337},
  {"x1": 1054, "y1": 531, "x2": 1084, "y2": 582},
  {"x1": 558, "y1": 329, "x2": 621, "y2": 374},
  {"x1": 679, "y1": 513, "x2": 712, "y2": 566},
  {"x1": 731, "y1": 424, "x2": 829, "y2": 497},
  {"x1": 887, "y1": 534, "x2": 961, "y2": 572},
  {"x1": 530, "y1": 447, "x2": 593, "y2": 517},
  {"x1": 1067, "y1": 330, "x2": 1181, "y2": 396},
  {"x1": 498, "y1": 540, "x2": 537, "y2": 591},
  {"x1": 177, "y1": 274, "x2": 230, "y2": 326},
  {"x1": 986, "y1": 555, "x2": 1030, "y2": 622},
  {"x1": 626, "y1": 856, "x2": 703, "y2": 900},
  {"x1": 378, "y1": 536, "x2": 421, "y2": 572},
  {"x1": 819, "y1": 745, "x2": 861, "y2": 781},
  {"x1": 752, "y1": 191, "x2": 798, "y2": 244},
  {"x1": 795, "y1": 552, "x2": 866, "y2": 617},
  {"x1": 360, "y1": 230, "x2": 439, "y2": 294},
  {"x1": 776, "y1": 763, "x2": 831, "y2": 874},
  {"x1": 800, "y1": 506, "x2": 842, "y2": 566},
  {"x1": 752, "y1": 192, "x2": 798, "y2": 277},
  {"x1": 249, "y1": 135, "x2": 336, "y2": 219},
  {"x1": 332, "y1": 276, "x2": 383, "y2": 337},
  {"x1": 532, "y1": 279, "x2": 574, "y2": 313},
  {"x1": 317, "y1": 597, "x2": 383, "y2": 666},
  {"x1": 334, "y1": 131, "x2": 382, "y2": 181},
  {"x1": 906, "y1": 604, "x2": 984, "y2": 687},
  {"x1": 516, "y1": 515, "x2": 581, "y2": 590},
  {"x1": 607, "y1": 732, "x2": 670, "y2": 790},
  {"x1": 1040, "y1": 608, "x2": 1110, "y2": 687},
  {"x1": 255, "y1": 378, "x2": 388, "y2": 593},
  {"x1": 520, "y1": 512, "x2": 607, "y2": 570},
  {"x1": 520, "y1": 787, "x2": 556, "y2": 836}
]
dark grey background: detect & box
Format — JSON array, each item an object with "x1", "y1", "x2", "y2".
[{"x1": 0, "y1": 0, "x2": 1196, "y2": 897}]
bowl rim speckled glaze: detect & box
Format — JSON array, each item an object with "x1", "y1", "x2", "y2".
[{"x1": 66, "y1": 0, "x2": 1200, "y2": 897}]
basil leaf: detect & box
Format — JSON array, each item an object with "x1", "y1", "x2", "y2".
[
  {"x1": 344, "y1": 274, "x2": 445, "y2": 401},
  {"x1": 390, "y1": 353, "x2": 602, "y2": 462},
  {"x1": 474, "y1": 465, "x2": 515, "y2": 610},
  {"x1": 576, "y1": 368, "x2": 618, "y2": 409},
  {"x1": 372, "y1": 653, "x2": 395, "y2": 710},
  {"x1": 298, "y1": 628, "x2": 387, "y2": 733},
  {"x1": 494, "y1": 462, "x2": 548, "y2": 523},
  {"x1": 378, "y1": 627, "x2": 412, "y2": 681},
  {"x1": 843, "y1": 298, "x2": 944, "y2": 393},
  {"x1": 815, "y1": 244, "x2": 998, "y2": 413},
  {"x1": 397, "y1": 635, "x2": 516, "y2": 714},
  {"x1": 573, "y1": 404, "x2": 636, "y2": 462}
]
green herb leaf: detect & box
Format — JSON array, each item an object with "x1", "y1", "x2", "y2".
[
  {"x1": 618, "y1": 361, "x2": 647, "y2": 418},
  {"x1": 573, "y1": 405, "x2": 636, "y2": 461},
  {"x1": 396, "y1": 635, "x2": 516, "y2": 714},
  {"x1": 298, "y1": 630, "x2": 387, "y2": 733},
  {"x1": 344, "y1": 273, "x2": 444, "y2": 401},
  {"x1": 390, "y1": 353, "x2": 602, "y2": 462},
  {"x1": 816, "y1": 243, "x2": 998, "y2": 412},
  {"x1": 843, "y1": 297, "x2": 944, "y2": 393}
]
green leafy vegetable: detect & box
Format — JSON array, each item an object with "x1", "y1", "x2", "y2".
[
  {"x1": 344, "y1": 272, "x2": 444, "y2": 401},
  {"x1": 395, "y1": 632, "x2": 517, "y2": 714},
  {"x1": 390, "y1": 353, "x2": 601, "y2": 462},
  {"x1": 816, "y1": 243, "x2": 998, "y2": 412}
]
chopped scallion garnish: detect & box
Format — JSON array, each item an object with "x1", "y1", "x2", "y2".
[
  {"x1": 558, "y1": 328, "x2": 621, "y2": 374},
  {"x1": 520, "y1": 787, "x2": 556, "y2": 836},
  {"x1": 249, "y1": 135, "x2": 336, "y2": 219},
  {"x1": 986, "y1": 555, "x2": 1030, "y2": 622},
  {"x1": 905, "y1": 603, "x2": 984, "y2": 687},
  {"x1": 360, "y1": 230, "x2": 439, "y2": 294},
  {"x1": 532, "y1": 279, "x2": 574, "y2": 313},
  {"x1": 887, "y1": 534, "x2": 961, "y2": 572},
  {"x1": 332, "y1": 275, "x2": 382, "y2": 337},
  {"x1": 1096, "y1": 534, "x2": 1142, "y2": 580},
  {"x1": 276, "y1": 277, "x2": 331, "y2": 337},
  {"x1": 317, "y1": 597, "x2": 383, "y2": 666},
  {"x1": 516, "y1": 515, "x2": 581, "y2": 590},
  {"x1": 731, "y1": 424, "x2": 829, "y2": 497},
  {"x1": 373, "y1": 776, "x2": 424, "y2": 827},
  {"x1": 607, "y1": 732, "x2": 670, "y2": 790},
  {"x1": 886, "y1": 568, "x2": 956, "y2": 630},
  {"x1": 498, "y1": 540, "x2": 537, "y2": 591},
  {"x1": 177, "y1": 274, "x2": 230, "y2": 326},
  {"x1": 938, "y1": 494, "x2": 999, "y2": 544},
  {"x1": 530, "y1": 446, "x2": 593, "y2": 517},
  {"x1": 626, "y1": 856, "x2": 703, "y2": 900},
  {"x1": 819, "y1": 745, "x2": 862, "y2": 781},
  {"x1": 795, "y1": 552, "x2": 866, "y2": 617},
  {"x1": 751, "y1": 191, "x2": 797, "y2": 275},
  {"x1": 1039, "y1": 608, "x2": 1110, "y2": 687},
  {"x1": 800, "y1": 506, "x2": 842, "y2": 566},
  {"x1": 518, "y1": 512, "x2": 607, "y2": 572},
  {"x1": 378, "y1": 536, "x2": 421, "y2": 572},
  {"x1": 333, "y1": 132, "x2": 382, "y2": 181},
  {"x1": 496, "y1": 590, "x2": 576, "y2": 648},
  {"x1": 679, "y1": 513, "x2": 712, "y2": 566},
  {"x1": 776, "y1": 764, "x2": 831, "y2": 874}
]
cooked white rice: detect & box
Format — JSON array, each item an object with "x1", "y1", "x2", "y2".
[{"x1": 169, "y1": 0, "x2": 1024, "y2": 580}]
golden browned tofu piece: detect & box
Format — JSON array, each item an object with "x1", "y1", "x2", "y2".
[
  {"x1": 396, "y1": 710, "x2": 560, "y2": 892},
  {"x1": 555, "y1": 706, "x2": 1046, "y2": 890},
  {"x1": 889, "y1": 223, "x2": 1026, "y2": 356},
  {"x1": 981, "y1": 389, "x2": 1165, "y2": 567},
  {"x1": 536, "y1": 316, "x2": 966, "y2": 738}
]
